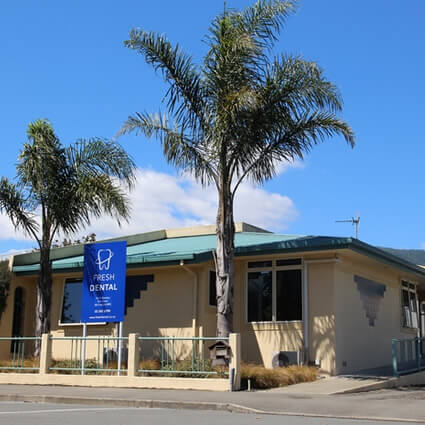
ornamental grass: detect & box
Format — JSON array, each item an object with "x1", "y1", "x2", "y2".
[{"x1": 241, "y1": 363, "x2": 318, "y2": 389}]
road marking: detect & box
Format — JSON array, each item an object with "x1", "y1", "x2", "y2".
[{"x1": 0, "y1": 407, "x2": 154, "y2": 415}]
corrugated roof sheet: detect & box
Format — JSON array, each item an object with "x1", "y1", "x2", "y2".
[
  {"x1": 13, "y1": 232, "x2": 306, "y2": 273},
  {"x1": 12, "y1": 232, "x2": 425, "y2": 279}
]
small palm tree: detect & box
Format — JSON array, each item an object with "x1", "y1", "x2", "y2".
[
  {"x1": 0, "y1": 119, "x2": 136, "y2": 350},
  {"x1": 120, "y1": 0, "x2": 355, "y2": 337}
]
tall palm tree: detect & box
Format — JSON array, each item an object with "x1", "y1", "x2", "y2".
[
  {"x1": 0, "y1": 119, "x2": 136, "y2": 349},
  {"x1": 120, "y1": 0, "x2": 355, "y2": 337}
]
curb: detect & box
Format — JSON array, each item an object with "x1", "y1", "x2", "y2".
[{"x1": 0, "y1": 393, "x2": 424, "y2": 423}]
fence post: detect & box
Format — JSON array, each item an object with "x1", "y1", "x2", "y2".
[
  {"x1": 39, "y1": 334, "x2": 52, "y2": 375},
  {"x1": 127, "y1": 333, "x2": 140, "y2": 377},
  {"x1": 229, "y1": 333, "x2": 241, "y2": 391}
]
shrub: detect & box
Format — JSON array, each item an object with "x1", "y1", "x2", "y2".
[
  {"x1": 138, "y1": 357, "x2": 227, "y2": 378},
  {"x1": 241, "y1": 363, "x2": 318, "y2": 390},
  {"x1": 50, "y1": 358, "x2": 121, "y2": 374},
  {"x1": 138, "y1": 358, "x2": 161, "y2": 373},
  {"x1": 0, "y1": 357, "x2": 39, "y2": 373}
]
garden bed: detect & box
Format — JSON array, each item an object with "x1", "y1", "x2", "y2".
[{"x1": 241, "y1": 363, "x2": 318, "y2": 389}]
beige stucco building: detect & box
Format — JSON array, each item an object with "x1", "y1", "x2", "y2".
[{"x1": 1, "y1": 223, "x2": 425, "y2": 375}]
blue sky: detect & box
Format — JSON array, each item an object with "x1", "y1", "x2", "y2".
[{"x1": 1, "y1": 0, "x2": 424, "y2": 254}]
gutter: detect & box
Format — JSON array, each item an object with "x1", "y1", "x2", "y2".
[{"x1": 180, "y1": 260, "x2": 198, "y2": 337}]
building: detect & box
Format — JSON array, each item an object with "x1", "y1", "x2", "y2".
[{"x1": 1, "y1": 222, "x2": 424, "y2": 375}]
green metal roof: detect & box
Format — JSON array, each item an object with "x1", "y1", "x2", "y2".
[
  {"x1": 12, "y1": 232, "x2": 425, "y2": 279},
  {"x1": 12, "y1": 232, "x2": 303, "y2": 273}
]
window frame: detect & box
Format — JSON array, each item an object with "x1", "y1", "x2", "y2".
[
  {"x1": 245, "y1": 258, "x2": 303, "y2": 324},
  {"x1": 401, "y1": 279, "x2": 419, "y2": 330}
]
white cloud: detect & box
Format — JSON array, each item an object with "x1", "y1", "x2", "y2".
[
  {"x1": 87, "y1": 168, "x2": 298, "y2": 238},
  {"x1": 234, "y1": 183, "x2": 297, "y2": 231},
  {"x1": 0, "y1": 214, "x2": 33, "y2": 242},
  {"x1": 275, "y1": 159, "x2": 304, "y2": 175},
  {"x1": 0, "y1": 166, "x2": 299, "y2": 244},
  {"x1": 421, "y1": 243, "x2": 425, "y2": 250}
]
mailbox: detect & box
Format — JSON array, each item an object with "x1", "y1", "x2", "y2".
[{"x1": 209, "y1": 340, "x2": 231, "y2": 366}]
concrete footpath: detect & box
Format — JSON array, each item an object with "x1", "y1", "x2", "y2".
[{"x1": 0, "y1": 385, "x2": 425, "y2": 423}]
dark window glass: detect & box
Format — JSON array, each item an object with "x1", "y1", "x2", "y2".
[
  {"x1": 276, "y1": 269, "x2": 302, "y2": 321},
  {"x1": 276, "y1": 259, "x2": 302, "y2": 267},
  {"x1": 61, "y1": 280, "x2": 82, "y2": 324},
  {"x1": 248, "y1": 260, "x2": 272, "y2": 268},
  {"x1": 248, "y1": 271, "x2": 272, "y2": 322},
  {"x1": 209, "y1": 270, "x2": 217, "y2": 306}
]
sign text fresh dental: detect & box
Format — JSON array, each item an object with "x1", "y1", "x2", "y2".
[
  {"x1": 81, "y1": 241, "x2": 127, "y2": 323},
  {"x1": 89, "y1": 273, "x2": 118, "y2": 291}
]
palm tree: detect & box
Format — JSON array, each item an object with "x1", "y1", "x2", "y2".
[
  {"x1": 120, "y1": 0, "x2": 355, "y2": 337},
  {"x1": 0, "y1": 119, "x2": 136, "y2": 350}
]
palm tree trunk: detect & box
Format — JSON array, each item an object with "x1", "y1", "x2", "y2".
[
  {"x1": 215, "y1": 185, "x2": 234, "y2": 338},
  {"x1": 34, "y1": 246, "x2": 52, "y2": 356}
]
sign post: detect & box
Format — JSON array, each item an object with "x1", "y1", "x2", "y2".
[
  {"x1": 117, "y1": 321, "x2": 123, "y2": 376},
  {"x1": 81, "y1": 241, "x2": 127, "y2": 375}
]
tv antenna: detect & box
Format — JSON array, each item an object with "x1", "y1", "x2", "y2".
[{"x1": 336, "y1": 213, "x2": 360, "y2": 239}]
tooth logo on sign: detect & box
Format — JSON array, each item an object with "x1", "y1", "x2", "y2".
[{"x1": 95, "y1": 249, "x2": 114, "y2": 271}]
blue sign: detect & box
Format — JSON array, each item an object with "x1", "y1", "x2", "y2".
[{"x1": 81, "y1": 241, "x2": 127, "y2": 323}]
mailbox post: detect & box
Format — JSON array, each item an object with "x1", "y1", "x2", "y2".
[
  {"x1": 209, "y1": 333, "x2": 241, "y2": 391},
  {"x1": 209, "y1": 340, "x2": 231, "y2": 366}
]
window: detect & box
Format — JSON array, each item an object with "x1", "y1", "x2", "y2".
[
  {"x1": 247, "y1": 271, "x2": 272, "y2": 321},
  {"x1": 60, "y1": 275, "x2": 155, "y2": 324},
  {"x1": 401, "y1": 281, "x2": 418, "y2": 329},
  {"x1": 276, "y1": 259, "x2": 302, "y2": 267},
  {"x1": 248, "y1": 260, "x2": 273, "y2": 268},
  {"x1": 61, "y1": 279, "x2": 82, "y2": 324},
  {"x1": 276, "y1": 269, "x2": 302, "y2": 321},
  {"x1": 247, "y1": 259, "x2": 302, "y2": 323},
  {"x1": 209, "y1": 270, "x2": 217, "y2": 307}
]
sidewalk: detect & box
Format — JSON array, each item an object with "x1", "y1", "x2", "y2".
[
  {"x1": 269, "y1": 375, "x2": 393, "y2": 395},
  {"x1": 0, "y1": 384, "x2": 425, "y2": 423}
]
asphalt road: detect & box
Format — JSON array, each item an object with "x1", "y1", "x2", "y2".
[
  {"x1": 0, "y1": 402, "x2": 414, "y2": 425},
  {"x1": 2, "y1": 385, "x2": 425, "y2": 422}
]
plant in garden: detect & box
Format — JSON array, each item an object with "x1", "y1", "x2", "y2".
[
  {"x1": 241, "y1": 363, "x2": 318, "y2": 389},
  {"x1": 120, "y1": 0, "x2": 355, "y2": 337},
  {"x1": 0, "y1": 119, "x2": 136, "y2": 352}
]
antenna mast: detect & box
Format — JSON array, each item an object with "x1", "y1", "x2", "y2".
[{"x1": 335, "y1": 213, "x2": 360, "y2": 239}]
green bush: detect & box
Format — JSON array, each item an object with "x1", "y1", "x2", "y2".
[
  {"x1": 138, "y1": 357, "x2": 227, "y2": 378},
  {"x1": 51, "y1": 358, "x2": 108, "y2": 374}
]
